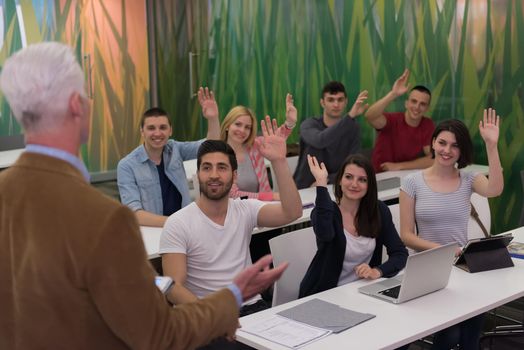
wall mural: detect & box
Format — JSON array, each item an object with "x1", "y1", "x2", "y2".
[
  {"x1": 0, "y1": 0, "x2": 149, "y2": 173},
  {"x1": 0, "y1": 1, "x2": 521, "y2": 231},
  {"x1": 154, "y1": 0, "x2": 523, "y2": 232}
]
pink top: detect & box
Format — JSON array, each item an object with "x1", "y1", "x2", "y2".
[{"x1": 229, "y1": 125, "x2": 292, "y2": 201}]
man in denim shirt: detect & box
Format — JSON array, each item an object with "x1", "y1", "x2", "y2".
[{"x1": 118, "y1": 89, "x2": 220, "y2": 227}]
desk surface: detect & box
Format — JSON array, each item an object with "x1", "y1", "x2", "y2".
[
  {"x1": 0, "y1": 148, "x2": 24, "y2": 168},
  {"x1": 139, "y1": 186, "x2": 325, "y2": 258},
  {"x1": 237, "y1": 226, "x2": 524, "y2": 350},
  {"x1": 140, "y1": 164, "x2": 491, "y2": 258}
]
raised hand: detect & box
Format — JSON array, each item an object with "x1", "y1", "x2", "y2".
[
  {"x1": 197, "y1": 87, "x2": 219, "y2": 120},
  {"x1": 285, "y1": 93, "x2": 297, "y2": 127},
  {"x1": 391, "y1": 69, "x2": 410, "y2": 97},
  {"x1": 479, "y1": 108, "x2": 500, "y2": 147},
  {"x1": 348, "y1": 90, "x2": 369, "y2": 118},
  {"x1": 307, "y1": 154, "x2": 328, "y2": 187},
  {"x1": 255, "y1": 116, "x2": 287, "y2": 162}
]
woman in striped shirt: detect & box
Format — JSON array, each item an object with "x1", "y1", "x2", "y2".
[{"x1": 399, "y1": 109, "x2": 503, "y2": 350}]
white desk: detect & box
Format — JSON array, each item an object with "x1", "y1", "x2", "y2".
[
  {"x1": 139, "y1": 186, "x2": 328, "y2": 258},
  {"x1": 141, "y1": 226, "x2": 162, "y2": 259},
  {"x1": 139, "y1": 166, "x2": 493, "y2": 259},
  {"x1": 253, "y1": 186, "x2": 333, "y2": 234},
  {"x1": 237, "y1": 227, "x2": 524, "y2": 350},
  {"x1": 0, "y1": 148, "x2": 24, "y2": 168},
  {"x1": 254, "y1": 163, "x2": 489, "y2": 234},
  {"x1": 510, "y1": 226, "x2": 524, "y2": 243}
]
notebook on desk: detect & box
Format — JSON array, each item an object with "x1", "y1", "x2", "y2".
[
  {"x1": 377, "y1": 177, "x2": 401, "y2": 192},
  {"x1": 358, "y1": 243, "x2": 457, "y2": 304}
]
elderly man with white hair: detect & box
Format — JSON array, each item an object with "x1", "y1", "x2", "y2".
[{"x1": 0, "y1": 42, "x2": 287, "y2": 350}]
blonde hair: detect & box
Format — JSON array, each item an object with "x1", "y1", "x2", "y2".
[{"x1": 220, "y1": 105, "x2": 257, "y2": 146}]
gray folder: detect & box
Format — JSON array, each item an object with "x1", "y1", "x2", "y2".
[{"x1": 277, "y1": 298, "x2": 375, "y2": 333}]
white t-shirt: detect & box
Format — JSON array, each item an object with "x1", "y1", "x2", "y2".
[
  {"x1": 159, "y1": 199, "x2": 265, "y2": 299},
  {"x1": 337, "y1": 229, "x2": 376, "y2": 286}
]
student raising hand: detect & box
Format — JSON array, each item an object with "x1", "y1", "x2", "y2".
[{"x1": 307, "y1": 154, "x2": 328, "y2": 187}]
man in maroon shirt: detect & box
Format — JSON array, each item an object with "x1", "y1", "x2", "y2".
[{"x1": 365, "y1": 69, "x2": 435, "y2": 173}]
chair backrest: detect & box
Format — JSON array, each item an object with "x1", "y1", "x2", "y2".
[
  {"x1": 190, "y1": 173, "x2": 199, "y2": 200},
  {"x1": 270, "y1": 156, "x2": 299, "y2": 192},
  {"x1": 286, "y1": 155, "x2": 299, "y2": 175},
  {"x1": 183, "y1": 159, "x2": 198, "y2": 200},
  {"x1": 382, "y1": 203, "x2": 405, "y2": 262},
  {"x1": 388, "y1": 203, "x2": 401, "y2": 233},
  {"x1": 468, "y1": 192, "x2": 491, "y2": 239},
  {"x1": 520, "y1": 170, "x2": 524, "y2": 227},
  {"x1": 269, "y1": 227, "x2": 317, "y2": 306}
]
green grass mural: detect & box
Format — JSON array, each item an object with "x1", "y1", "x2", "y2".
[{"x1": 154, "y1": 0, "x2": 523, "y2": 232}]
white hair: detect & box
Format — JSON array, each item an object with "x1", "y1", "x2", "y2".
[{"x1": 0, "y1": 42, "x2": 85, "y2": 133}]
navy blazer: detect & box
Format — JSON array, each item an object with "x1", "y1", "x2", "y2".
[{"x1": 299, "y1": 186, "x2": 408, "y2": 298}]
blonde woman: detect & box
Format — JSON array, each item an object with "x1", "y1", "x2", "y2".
[{"x1": 198, "y1": 87, "x2": 297, "y2": 200}]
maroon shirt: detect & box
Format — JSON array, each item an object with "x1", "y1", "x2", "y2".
[{"x1": 372, "y1": 112, "x2": 435, "y2": 173}]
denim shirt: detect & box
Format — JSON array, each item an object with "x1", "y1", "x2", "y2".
[{"x1": 117, "y1": 139, "x2": 204, "y2": 215}]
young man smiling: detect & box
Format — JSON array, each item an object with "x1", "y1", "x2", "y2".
[
  {"x1": 117, "y1": 88, "x2": 220, "y2": 227},
  {"x1": 365, "y1": 69, "x2": 435, "y2": 173},
  {"x1": 159, "y1": 118, "x2": 302, "y2": 317},
  {"x1": 293, "y1": 81, "x2": 368, "y2": 189}
]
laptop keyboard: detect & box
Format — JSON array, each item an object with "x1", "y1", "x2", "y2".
[{"x1": 379, "y1": 285, "x2": 401, "y2": 299}]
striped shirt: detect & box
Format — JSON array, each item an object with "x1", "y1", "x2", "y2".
[{"x1": 401, "y1": 170, "x2": 479, "y2": 247}]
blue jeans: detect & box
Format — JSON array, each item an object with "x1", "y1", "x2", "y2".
[{"x1": 431, "y1": 313, "x2": 485, "y2": 350}]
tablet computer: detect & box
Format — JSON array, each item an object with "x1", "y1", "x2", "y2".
[{"x1": 454, "y1": 233, "x2": 514, "y2": 273}]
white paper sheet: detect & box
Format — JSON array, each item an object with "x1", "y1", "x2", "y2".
[{"x1": 239, "y1": 315, "x2": 331, "y2": 349}]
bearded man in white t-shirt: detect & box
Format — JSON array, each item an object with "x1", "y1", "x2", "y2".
[{"x1": 160, "y1": 117, "x2": 302, "y2": 316}]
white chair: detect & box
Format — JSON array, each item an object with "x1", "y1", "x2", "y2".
[
  {"x1": 520, "y1": 170, "x2": 524, "y2": 226},
  {"x1": 286, "y1": 155, "x2": 299, "y2": 175},
  {"x1": 468, "y1": 192, "x2": 491, "y2": 239},
  {"x1": 388, "y1": 203, "x2": 401, "y2": 233},
  {"x1": 382, "y1": 203, "x2": 405, "y2": 262},
  {"x1": 268, "y1": 227, "x2": 317, "y2": 306},
  {"x1": 190, "y1": 173, "x2": 199, "y2": 200},
  {"x1": 269, "y1": 155, "x2": 299, "y2": 192}
]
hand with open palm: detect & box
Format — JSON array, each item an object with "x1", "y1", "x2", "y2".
[
  {"x1": 348, "y1": 90, "x2": 369, "y2": 118},
  {"x1": 307, "y1": 154, "x2": 328, "y2": 187},
  {"x1": 391, "y1": 69, "x2": 410, "y2": 98},
  {"x1": 197, "y1": 87, "x2": 219, "y2": 120},
  {"x1": 285, "y1": 93, "x2": 297, "y2": 128},
  {"x1": 255, "y1": 116, "x2": 287, "y2": 162},
  {"x1": 479, "y1": 108, "x2": 500, "y2": 148}
]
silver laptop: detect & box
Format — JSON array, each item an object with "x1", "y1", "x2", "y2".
[
  {"x1": 377, "y1": 177, "x2": 401, "y2": 192},
  {"x1": 358, "y1": 243, "x2": 458, "y2": 304}
]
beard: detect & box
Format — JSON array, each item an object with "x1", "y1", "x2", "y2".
[{"x1": 199, "y1": 178, "x2": 233, "y2": 200}]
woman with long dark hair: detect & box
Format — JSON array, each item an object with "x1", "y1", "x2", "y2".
[{"x1": 299, "y1": 154, "x2": 408, "y2": 297}]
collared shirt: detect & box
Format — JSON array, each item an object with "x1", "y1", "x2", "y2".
[
  {"x1": 117, "y1": 139, "x2": 204, "y2": 215},
  {"x1": 227, "y1": 284, "x2": 243, "y2": 307},
  {"x1": 25, "y1": 144, "x2": 90, "y2": 182}
]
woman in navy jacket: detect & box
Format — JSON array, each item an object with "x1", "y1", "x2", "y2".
[{"x1": 299, "y1": 154, "x2": 408, "y2": 298}]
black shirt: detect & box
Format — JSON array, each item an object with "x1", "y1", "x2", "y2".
[{"x1": 156, "y1": 157, "x2": 182, "y2": 216}]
